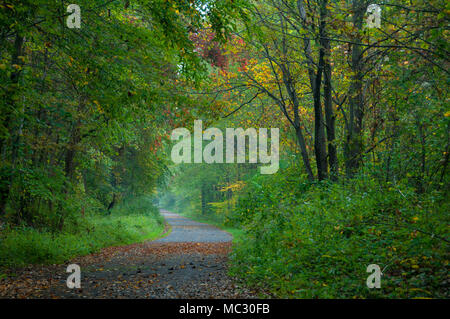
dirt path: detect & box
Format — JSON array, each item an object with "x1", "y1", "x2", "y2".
[{"x1": 0, "y1": 210, "x2": 256, "y2": 298}]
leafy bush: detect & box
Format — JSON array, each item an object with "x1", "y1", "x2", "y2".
[{"x1": 229, "y1": 169, "x2": 449, "y2": 298}]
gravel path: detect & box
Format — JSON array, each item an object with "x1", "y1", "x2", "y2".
[
  {"x1": 0, "y1": 210, "x2": 258, "y2": 299},
  {"x1": 154, "y1": 210, "x2": 233, "y2": 243}
]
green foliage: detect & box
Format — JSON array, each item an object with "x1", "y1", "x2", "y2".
[
  {"x1": 229, "y1": 168, "x2": 449, "y2": 298},
  {"x1": 111, "y1": 195, "x2": 161, "y2": 217},
  {"x1": 0, "y1": 196, "x2": 164, "y2": 268},
  {"x1": 0, "y1": 0, "x2": 250, "y2": 235},
  {"x1": 0, "y1": 0, "x2": 448, "y2": 300},
  {"x1": 161, "y1": 0, "x2": 449, "y2": 299}
]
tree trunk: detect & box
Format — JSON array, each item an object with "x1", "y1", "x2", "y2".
[
  {"x1": 345, "y1": 0, "x2": 366, "y2": 177},
  {"x1": 313, "y1": 0, "x2": 329, "y2": 181},
  {"x1": 295, "y1": 126, "x2": 315, "y2": 181},
  {"x1": 321, "y1": 0, "x2": 338, "y2": 179}
]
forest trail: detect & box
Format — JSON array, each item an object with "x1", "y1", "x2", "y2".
[
  {"x1": 0, "y1": 210, "x2": 256, "y2": 298},
  {"x1": 155, "y1": 210, "x2": 233, "y2": 243}
]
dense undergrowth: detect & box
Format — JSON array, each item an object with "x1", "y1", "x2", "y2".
[
  {"x1": 0, "y1": 196, "x2": 164, "y2": 268},
  {"x1": 225, "y1": 168, "x2": 449, "y2": 298}
]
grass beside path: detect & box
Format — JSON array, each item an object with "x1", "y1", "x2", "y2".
[{"x1": 0, "y1": 196, "x2": 165, "y2": 268}]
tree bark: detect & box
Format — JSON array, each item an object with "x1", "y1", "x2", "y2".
[
  {"x1": 345, "y1": 0, "x2": 366, "y2": 177},
  {"x1": 321, "y1": 0, "x2": 338, "y2": 179},
  {"x1": 295, "y1": 126, "x2": 315, "y2": 181},
  {"x1": 313, "y1": 0, "x2": 329, "y2": 181}
]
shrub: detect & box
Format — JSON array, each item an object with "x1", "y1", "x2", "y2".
[{"x1": 229, "y1": 171, "x2": 449, "y2": 298}]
